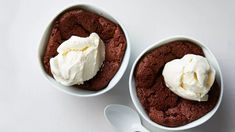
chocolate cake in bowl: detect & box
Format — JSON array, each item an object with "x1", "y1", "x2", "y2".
[
  {"x1": 129, "y1": 36, "x2": 223, "y2": 131},
  {"x1": 38, "y1": 4, "x2": 130, "y2": 97}
]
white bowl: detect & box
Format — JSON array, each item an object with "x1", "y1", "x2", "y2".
[
  {"x1": 38, "y1": 4, "x2": 130, "y2": 97},
  {"x1": 129, "y1": 36, "x2": 223, "y2": 131}
]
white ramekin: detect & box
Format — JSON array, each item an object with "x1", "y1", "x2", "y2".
[
  {"x1": 129, "y1": 36, "x2": 223, "y2": 131},
  {"x1": 38, "y1": 4, "x2": 130, "y2": 97}
]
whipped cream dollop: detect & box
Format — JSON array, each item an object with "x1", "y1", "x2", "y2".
[
  {"x1": 49, "y1": 33, "x2": 105, "y2": 86},
  {"x1": 162, "y1": 54, "x2": 216, "y2": 101}
]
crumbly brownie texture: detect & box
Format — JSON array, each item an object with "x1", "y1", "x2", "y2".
[
  {"x1": 43, "y1": 9, "x2": 126, "y2": 91},
  {"x1": 134, "y1": 41, "x2": 220, "y2": 127}
]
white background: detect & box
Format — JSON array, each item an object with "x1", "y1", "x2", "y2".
[{"x1": 0, "y1": 0, "x2": 235, "y2": 132}]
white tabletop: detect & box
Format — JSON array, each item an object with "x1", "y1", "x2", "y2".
[{"x1": 1, "y1": 0, "x2": 235, "y2": 132}]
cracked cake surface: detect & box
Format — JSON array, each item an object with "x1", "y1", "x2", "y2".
[
  {"x1": 43, "y1": 9, "x2": 126, "y2": 91},
  {"x1": 134, "y1": 40, "x2": 220, "y2": 127}
]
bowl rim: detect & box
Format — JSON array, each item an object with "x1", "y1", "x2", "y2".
[
  {"x1": 37, "y1": 3, "x2": 131, "y2": 97},
  {"x1": 129, "y1": 35, "x2": 223, "y2": 131}
]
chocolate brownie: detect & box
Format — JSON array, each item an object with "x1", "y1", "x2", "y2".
[
  {"x1": 43, "y1": 9, "x2": 126, "y2": 91},
  {"x1": 134, "y1": 40, "x2": 220, "y2": 127}
]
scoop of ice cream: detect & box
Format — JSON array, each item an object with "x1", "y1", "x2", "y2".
[
  {"x1": 162, "y1": 54, "x2": 216, "y2": 101},
  {"x1": 49, "y1": 33, "x2": 105, "y2": 86}
]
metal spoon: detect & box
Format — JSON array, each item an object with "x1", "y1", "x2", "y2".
[{"x1": 104, "y1": 104, "x2": 150, "y2": 132}]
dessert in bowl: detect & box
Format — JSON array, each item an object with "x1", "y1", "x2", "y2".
[
  {"x1": 129, "y1": 36, "x2": 223, "y2": 131},
  {"x1": 38, "y1": 4, "x2": 130, "y2": 97}
]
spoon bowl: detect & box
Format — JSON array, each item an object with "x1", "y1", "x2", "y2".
[{"x1": 104, "y1": 104, "x2": 149, "y2": 132}]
